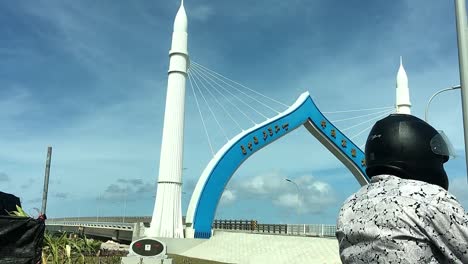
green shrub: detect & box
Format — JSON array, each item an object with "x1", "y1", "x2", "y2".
[
  {"x1": 42, "y1": 231, "x2": 112, "y2": 264},
  {"x1": 8, "y1": 205, "x2": 29, "y2": 217}
]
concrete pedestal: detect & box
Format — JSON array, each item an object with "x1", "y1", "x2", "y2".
[{"x1": 121, "y1": 256, "x2": 172, "y2": 264}]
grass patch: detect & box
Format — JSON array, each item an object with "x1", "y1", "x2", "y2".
[{"x1": 168, "y1": 254, "x2": 230, "y2": 264}]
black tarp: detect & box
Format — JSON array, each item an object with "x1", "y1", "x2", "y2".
[
  {"x1": 0, "y1": 191, "x2": 21, "y2": 216},
  {"x1": 0, "y1": 216, "x2": 46, "y2": 264}
]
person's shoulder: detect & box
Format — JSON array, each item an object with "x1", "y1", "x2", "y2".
[
  {"x1": 340, "y1": 183, "x2": 371, "y2": 206},
  {"x1": 423, "y1": 188, "x2": 468, "y2": 227},
  {"x1": 392, "y1": 177, "x2": 447, "y2": 199},
  {"x1": 427, "y1": 187, "x2": 462, "y2": 208}
]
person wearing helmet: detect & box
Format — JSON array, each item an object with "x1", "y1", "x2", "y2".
[{"x1": 336, "y1": 114, "x2": 468, "y2": 263}]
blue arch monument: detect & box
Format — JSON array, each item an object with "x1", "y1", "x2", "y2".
[{"x1": 185, "y1": 91, "x2": 370, "y2": 238}]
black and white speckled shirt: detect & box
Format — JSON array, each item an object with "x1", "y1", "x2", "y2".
[{"x1": 336, "y1": 174, "x2": 468, "y2": 264}]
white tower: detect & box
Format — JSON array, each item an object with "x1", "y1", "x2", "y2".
[
  {"x1": 396, "y1": 57, "x2": 411, "y2": 114},
  {"x1": 147, "y1": 0, "x2": 188, "y2": 238}
]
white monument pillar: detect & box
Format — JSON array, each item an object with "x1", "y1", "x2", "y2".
[
  {"x1": 147, "y1": 0, "x2": 188, "y2": 238},
  {"x1": 396, "y1": 57, "x2": 411, "y2": 114}
]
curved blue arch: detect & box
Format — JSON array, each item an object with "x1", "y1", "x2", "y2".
[{"x1": 185, "y1": 92, "x2": 370, "y2": 238}]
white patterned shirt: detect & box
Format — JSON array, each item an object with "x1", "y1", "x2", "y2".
[{"x1": 336, "y1": 174, "x2": 468, "y2": 263}]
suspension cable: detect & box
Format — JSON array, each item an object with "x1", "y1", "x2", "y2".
[
  {"x1": 192, "y1": 61, "x2": 289, "y2": 108},
  {"x1": 350, "y1": 125, "x2": 373, "y2": 140},
  {"x1": 191, "y1": 63, "x2": 280, "y2": 115},
  {"x1": 190, "y1": 66, "x2": 244, "y2": 132},
  {"x1": 359, "y1": 143, "x2": 366, "y2": 150},
  {"x1": 350, "y1": 115, "x2": 391, "y2": 140},
  {"x1": 330, "y1": 108, "x2": 395, "y2": 123},
  {"x1": 353, "y1": 109, "x2": 396, "y2": 149},
  {"x1": 189, "y1": 70, "x2": 230, "y2": 141},
  {"x1": 323, "y1": 106, "x2": 395, "y2": 114},
  {"x1": 188, "y1": 70, "x2": 215, "y2": 155},
  {"x1": 190, "y1": 69, "x2": 236, "y2": 139},
  {"x1": 190, "y1": 65, "x2": 260, "y2": 123},
  {"x1": 341, "y1": 109, "x2": 394, "y2": 132}
]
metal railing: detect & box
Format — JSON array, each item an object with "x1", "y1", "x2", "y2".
[
  {"x1": 46, "y1": 220, "x2": 134, "y2": 231},
  {"x1": 47, "y1": 216, "x2": 152, "y2": 224},
  {"x1": 212, "y1": 220, "x2": 336, "y2": 237},
  {"x1": 286, "y1": 224, "x2": 336, "y2": 237},
  {"x1": 47, "y1": 218, "x2": 336, "y2": 239}
]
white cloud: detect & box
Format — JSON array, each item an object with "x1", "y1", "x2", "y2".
[
  {"x1": 0, "y1": 86, "x2": 38, "y2": 121},
  {"x1": 310, "y1": 181, "x2": 329, "y2": 193},
  {"x1": 220, "y1": 189, "x2": 236, "y2": 204},
  {"x1": 102, "y1": 178, "x2": 155, "y2": 202},
  {"x1": 282, "y1": 175, "x2": 335, "y2": 214},
  {"x1": 191, "y1": 5, "x2": 215, "y2": 22},
  {"x1": 0, "y1": 172, "x2": 10, "y2": 182},
  {"x1": 234, "y1": 171, "x2": 336, "y2": 214},
  {"x1": 274, "y1": 193, "x2": 300, "y2": 208},
  {"x1": 240, "y1": 171, "x2": 284, "y2": 194},
  {"x1": 54, "y1": 192, "x2": 69, "y2": 199}
]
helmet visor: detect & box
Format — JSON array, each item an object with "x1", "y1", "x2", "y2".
[{"x1": 430, "y1": 130, "x2": 456, "y2": 159}]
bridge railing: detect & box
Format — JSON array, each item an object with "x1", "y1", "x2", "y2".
[
  {"x1": 47, "y1": 218, "x2": 336, "y2": 238},
  {"x1": 47, "y1": 216, "x2": 153, "y2": 224},
  {"x1": 46, "y1": 220, "x2": 134, "y2": 231},
  {"x1": 286, "y1": 224, "x2": 336, "y2": 237},
  {"x1": 213, "y1": 219, "x2": 287, "y2": 234},
  {"x1": 212, "y1": 220, "x2": 336, "y2": 237}
]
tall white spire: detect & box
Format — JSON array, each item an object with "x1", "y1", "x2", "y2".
[
  {"x1": 174, "y1": 0, "x2": 187, "y2": 32},
  {"x1": 396, "y1": 57, "x2": 411, "y2": 114},
  {"x1": 147, "y1": 0, "x2": 188, "y2": 238}
]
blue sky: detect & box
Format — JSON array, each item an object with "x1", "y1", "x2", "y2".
[{"x1": 1, "y1": 0, "x2": 467, "y2": 225}]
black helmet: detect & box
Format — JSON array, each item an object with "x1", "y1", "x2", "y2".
[{"x1": 365, "y1": 114, "x2": 452, "y2": 190}]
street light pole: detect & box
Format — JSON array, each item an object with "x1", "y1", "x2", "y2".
[
  {"x1": 41, "y1": 146, "x2": 52, "y2": 216},
  {"x1": 285, "y1": 178, "x2": 301, "y2": 225},
  {"x1": 425, "y1": 85, "x2": 461, "y2": 122},
  {"x1": 123, "y1": 185, "x2": 128, "y2": 223},
  {"x1": 455, "y1": 0, "x2": 468, "y2": 180},
  {"x1": 96, "y1": 194, "x2": 101, "y2": 222}
]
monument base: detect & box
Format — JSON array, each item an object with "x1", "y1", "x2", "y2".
[
  {"x1": 121, "y1": 256, "x2": 172, "y2": 264},
  {"x1": 123, "y1": 237, "x2": 172, "y2": 264}
]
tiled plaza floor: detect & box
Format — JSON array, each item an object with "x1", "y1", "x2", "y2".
[{"x1": 180, "y1": 231, "x2": 341, "y2": 264}]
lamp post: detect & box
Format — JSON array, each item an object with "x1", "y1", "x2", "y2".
[
  {"x1": 285, "y1": 178, "x2": 301, "y2": 226},
  {"x1": 455, "y1": 0, "x2": 468, "y2": 179},
  {"x1": 96, "y1": 194, "x2": 101, "y2": 222},
  {"x1": 425, "y1": 85, "x2": 461, "y2": 122},
  {"x1": 123, "y1": 185, "x2": 128, "y2": 223},
  {"x1": 41, "y1": 146, "x2": 52, "y2": 216}
]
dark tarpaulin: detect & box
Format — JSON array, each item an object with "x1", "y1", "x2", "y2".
[
  {"x1": 0, "y1": 216, "x2": 46, "y2": 264},
  {"x1": 0, "y1": 191, "x2": 21, "y2": 216},
  {"x1": 0, "y1": 191, "x2": 46, "y2": 263}
]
